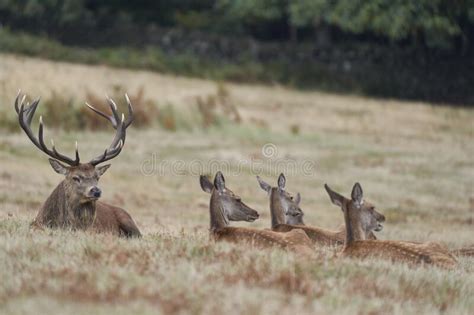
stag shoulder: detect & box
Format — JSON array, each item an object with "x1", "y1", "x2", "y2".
[{"x1": 94, "y1": 202, "x2": 141, "y2": 237}]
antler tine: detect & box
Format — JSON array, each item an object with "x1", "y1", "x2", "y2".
[
  {"x1": 85, "y1": 101, "x2": 116, "y2": 126},
  {"x1": 85, "y1": 96, "x2": 122, "y2": 128},
  {"x1": 75, "y1": 141, "x2": 79, "y2": 162},
  {"x1": 15, "y1": 92, "x2": 40, "y2": 126},
  {"x1": 106, "y1": 96, "x2": 121, "y2": 126},
  {"x1": 14, "y1": 90, "x2": 23, "y2": 114},
  {"x1": 106, "y1": 113, "x2": 125, "y2": 153},
  {"x1": 18, "y1": 101, "x2": 42, "y2": 149},
  {"x1": 124, "y1": 93, "x2": 134, "y2": 127},
  {"x1": 89, "y1": 139, "x2": 124, "y2": 166},
  {"x1": 15, "y1": 92, "x2": 80, "y2": 166},
  {"x1": 38, "y1": 116, "x2": 80, "y2": 165},
  {"x1": 24, "y1": 98, "x2": 40, "y2": 125},
  {"x1": 49, "y1": 138, "x2": 81, "y2": 164},
  {"x1": 87, "y1": 95, "x2": 133, "y2": 166}
]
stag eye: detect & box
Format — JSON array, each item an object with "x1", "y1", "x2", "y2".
[{"x1": 72, "y1": 176, "x2": 81, "y2": 183}]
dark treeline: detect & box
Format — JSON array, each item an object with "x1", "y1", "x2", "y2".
[
  {"x1": 1, "y1": 0, "x2": 473, "y2": 104},
  {"x1": 2, "y1": 0, "x2": 474, "y2": 50}
]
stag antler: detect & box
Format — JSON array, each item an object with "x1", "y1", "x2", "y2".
[
  {"x1": 15, "y1": 90, "x2": 80, "y2": 166},
  {"x1": 85, "y1": 94, "x2": 134, "y2": 166}
]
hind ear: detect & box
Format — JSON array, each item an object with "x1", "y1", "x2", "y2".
[
  {"x1": 200, "y1": 175, "x2": 213, "y2": 193},
  {"x1": 277, "y1": 173, "x2": 286, "y2": 189},
  {"x1": 351, "y1": 183, "x2": 363, "y2": 207},
  {"x1": 49, "y1": 159, "x2": 69, "y2": 175},
  {"x1": 294, "y1": 192, "x2": 301, "y2": 205},
  {"x1": 256, "y1": 176, "x2": 271, "y2": 193},
  {"x1": 214, "y1": 171, "x2": 225, "y2": 192},
  {"x1": 324, "y1": 184, "x2": 345, "y2": 207}
]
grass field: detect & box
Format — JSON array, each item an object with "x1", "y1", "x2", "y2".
[{"x1": 0, "y1": 54, "x2": 473, "y2": 315}]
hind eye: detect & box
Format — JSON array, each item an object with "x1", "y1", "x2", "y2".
[{"x1": 72, "y1": 176, "x2": 81, "y2": 183}]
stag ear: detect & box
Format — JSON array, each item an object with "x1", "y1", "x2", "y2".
[
  {"x1": 294, "y1": 192, "x2": 301, "y2": 205},
  {"x1": 200, "y1": 175, "x2": 213, "y2": 193},
  {"x1": 351, "y1": 182, "x2": 363, "y2": 207},
  {"x1": 256, "y1": 176, "x2": 271, "y2": 193},
  {"x1": 96, "y1": 164, "x2": 111, "y2": 177},
  {"x1": 277, "y1": 173, "x2": 286, "y2": 189},
  {"x1": 324, "y1": 184, "x2": 345, "y2": 207},
  {"x1": 214, "y1": 171, "x2": 225, "y2": 192},
  {"x1": 49, "y1": 159, "x2": 69, "y2": 175}
]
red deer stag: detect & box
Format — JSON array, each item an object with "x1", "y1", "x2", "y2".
[
  {"x1": 15, "y1": 91, "x2": 141, "y2": 237},
  {"x1": 257, "y1": 173, "x2": 382, "y2": 246},
  {"x1": 200, "y1": 172, "x2": 313, "y2": 255},
  {"x1": 324, "y1": 183, "x2": 457, "y2": 269}
]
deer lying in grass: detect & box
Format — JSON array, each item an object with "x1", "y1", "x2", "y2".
[
  {"x1": 15, "y1": 91, "x2": 141, "y2": 237},
  {"x1": 451, "y1": 246, "x2": 474, "y2": 257},
  {"x1": 200, "y1": 172, "x2": 313, "y2": 254},
  {"x1": 324, "y1": 182, "x2": 457, "y2": 269},
  {"x1": 257, "y1": 174, "x2": 381, "y2": 246}
]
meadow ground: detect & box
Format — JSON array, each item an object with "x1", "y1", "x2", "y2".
[{"x1": 0, "y1": 54, "x2": 473, "y2": 315}]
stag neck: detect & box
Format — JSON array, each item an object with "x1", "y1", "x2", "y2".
[
  {"x1": 209, "y1": 191, "x2": 229, "y2": 232},
  {"x1": 71, "y1": 200, "x2": 96, "y2": 229},
  {"x1": 269, "y1": 188, "x2": 286, "y2": 228},
  {"x1": 60, "y1": 180, "x2": 97, "y2": 228},
  {"x1": 36, "y1": 180, "x2": 96, "y2": 229}
]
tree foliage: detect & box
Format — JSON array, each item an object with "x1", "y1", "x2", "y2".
[
  {"x1": 289, "y1": 0, "x2": 470, "y2": 48},
  {"x1": 0, "y1": 0, "x2": 473, "y2": 49}
]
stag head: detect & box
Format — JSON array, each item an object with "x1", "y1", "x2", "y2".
[{"x1": 15, "y1": 91, "x2": 134, "y2": 204}]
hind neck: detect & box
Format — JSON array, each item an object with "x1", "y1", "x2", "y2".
[
  {"x1": 343, "y1": 201, "x2": 365, "y2": 246},
  {"x1": 269, "y1": 188, "x2": 286, "y2": 228},
  {"x1": 209, "y1": 192, "x2": 229, "y2": 232}
]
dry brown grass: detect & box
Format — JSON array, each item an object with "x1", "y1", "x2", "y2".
[
  {"x1": 196, "y1": 82, "x2": 241, "y2": 128},
  {"x1": 83, "y1": 85, "x2": 159, "y2": 130},
  {"x1": 0, "y1": 54, "x2": 473, "y2": 315}
]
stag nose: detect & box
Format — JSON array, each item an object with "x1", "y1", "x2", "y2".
[
  {"x1": 90, "y1": 186, "x2": 102, "y2": 198},
  {"x1": 379, "y1": 214, "x2": 386, "y2": 222}
]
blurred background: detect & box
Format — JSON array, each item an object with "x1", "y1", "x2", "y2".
[
  {"x1": 0, "y1": 3, "x2": 473, "y2": 314},
  {"x1": 0, "y1": 0, "x2": 473, "y2": 105},
  {"x1": 0, "y1": 0, "x2": 472, "y2": 242}
]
